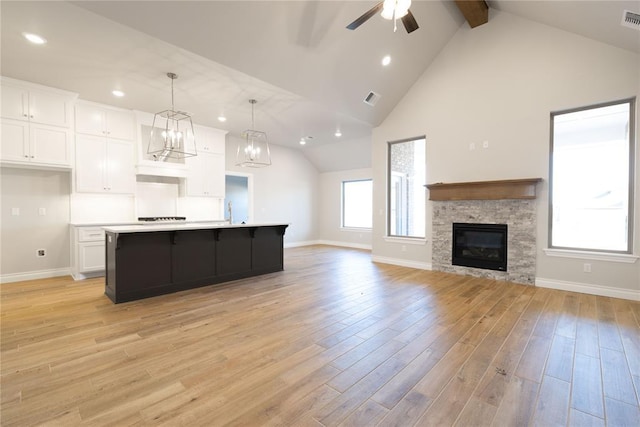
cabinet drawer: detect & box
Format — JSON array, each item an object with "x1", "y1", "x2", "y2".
[{"x1": 79, "y1": 228, "x2": 105, "y2": 242}]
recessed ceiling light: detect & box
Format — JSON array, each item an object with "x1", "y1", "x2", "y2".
[
  {"x1": 335, "y1": 130, "x2": 342, "y2": 137},
  {"x1": 382, "y1": 55, "x2": 391, "y2": 66},
  {"x1": 112, "y1": 90, "x2": 125, "y2": 97},
  {"x1": 299, "y1": 138, "x2": 306, "y2": 145},
  {"x1": 217, "y1": 115, "x2": 227, "y2": 122},
  {"x1": 22, "y1": 32, "x2": 47, "y2": 45}
]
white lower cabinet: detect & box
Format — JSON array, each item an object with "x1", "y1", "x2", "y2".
[
  {"x1": 71, "y1": 226, "x2": 106, "y2": 279},
  {"x1": 79, "y1": 242, "x2": 105, "y2": 272}
]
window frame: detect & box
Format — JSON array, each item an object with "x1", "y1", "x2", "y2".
[
  {"x1": 387, "y1": 136, "x2": 427, "y2": 240},
  {"x1": 341, "y1": 178, "x2": 373, "y2": 230},
  {"x1": 548, "y1": 97, "x2": 635, "y2": 255}
]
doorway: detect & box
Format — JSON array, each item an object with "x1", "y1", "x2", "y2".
[{"x1": 225, "y1": 173, "x2": 252, "y2": 224}]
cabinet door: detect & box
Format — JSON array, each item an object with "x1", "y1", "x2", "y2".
[
  {"x1": 105, "y1": 140, "x2": 135, "y2": 194},
  {"x1": 79, "y1": 242, "x2": 105, "y2": 272},
  {"x1": 28, "y1": 90, "x2": 70, "y2": 127},
  {"x1": 75, "y1": 103, "x2": 105, "y2": 136},
  {"x1": 0, "y1": 118, "x2": 29, "y2": 161},
  {"x1": 207, "y1": 130, "x2": 226, "y2": 154},
  {"x1": 195, "y1": 126, "x2": 225, "y2": 154},
  {"x1": 105, "y1": 109, "x2": 135, "y2": 141},
  {"x1": 205, "y1": 153, "x2": 225, "y2": 198},
  {"x1": 184, "y1": 155, "x2": 206, "y2": 196},
  {"x1": 171, "y1": 230, "x2": 216, "y2": 283},
  {"x1": 30, "y1": 124, "x2": 71, "y2": 166},
  {"x1": 0, "y1": 85, "x2": 28, "y2": 121},
  {"x1": 75, "y1": 135, "x2": 107, "y2": 192}
]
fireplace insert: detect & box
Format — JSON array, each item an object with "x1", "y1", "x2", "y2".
[{"x1": 452, "y1": 223, "x2": 507, "y2": 271}]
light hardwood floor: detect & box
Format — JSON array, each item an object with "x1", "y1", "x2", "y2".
[{"x1": 1, "y1": 245, "x2": 639, "y2": 426}]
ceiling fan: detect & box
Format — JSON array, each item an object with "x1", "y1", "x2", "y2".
[{"x1": 346, "y1": 0, "x2": 419, "y2": 33}]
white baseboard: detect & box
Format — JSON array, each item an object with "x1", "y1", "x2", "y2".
[
  {"x1": 0, "y1": 268, "x2": 70, "y2": 284},
  {"x1": 71, "y1": 271, "x2": 105, "y2": 281},
  {"x1": 284, "y1": 240, "x2": 322, "y2": 248},
  {"x1": 317, "y1": 240, "x2": 372, "y2": 250},
  {"x1": 371, "y1": 255, "x2": 432, "y2": 271},
  {"x1": 536, "y1": 277, "x2": 640, "y2": 301}
]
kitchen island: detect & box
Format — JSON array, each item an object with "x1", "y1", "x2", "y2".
[{"x1": 103, "y1": 223, "x2": 288, "y2": 303}]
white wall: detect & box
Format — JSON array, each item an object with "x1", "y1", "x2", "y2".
[
  {"x1": 1, "y1": 167, "x2": 71, "y2": 277},
  {"x1": 225, "y1": 136, "x2": 320, "y2": 245},
  {"x1": 318, "y1": 168, "x2": 372, "y2": 249},
  {"x1": 303, "y1": 137, "x2": 372, "y2": 172},
  {"x1": 372, "y1": 10, "x2": 640, "y2": 296}
]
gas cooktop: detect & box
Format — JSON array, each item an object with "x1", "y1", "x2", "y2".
[{"x1": 137, "y1": 216, "x2": 186, "y2": 223}]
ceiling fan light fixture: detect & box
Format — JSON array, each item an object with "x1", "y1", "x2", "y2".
[{"x1": 381, "y1": 0, "x2": 411, "y2": 20}]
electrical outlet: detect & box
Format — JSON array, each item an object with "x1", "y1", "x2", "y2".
[
  {"x1": 469, "y1": 143, "x2": 476, "y2": 151},
  {"x1": 401, "y1": 245, "x2": 407, "y2": 252},
  {"x1": 482, "y1": 140, "x2": 489, "y2": 149},
  {"x1": 583, "y1": 263, "x2": 591, "y2": 273},
  {"x1": 11, "y1": 207, "x2": 19, "y2": 216},
  {"x1": 36, "y1": 249, "x2": 46, "y2": 257},
  {"x1": 38, "y1": 207, "x2": 46, "y2": 216}
]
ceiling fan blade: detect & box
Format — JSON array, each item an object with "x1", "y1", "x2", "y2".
[
  {"x1": 346, "y1": 1, "x2": 384, "y2": 30},
  {"x1": 401, "y1": 10, "x2": 419, "y2": 33}
]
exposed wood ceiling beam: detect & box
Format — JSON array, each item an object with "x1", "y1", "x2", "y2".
[{"x1": 454, "y1": 0, "x2": 489, "y2": 28}]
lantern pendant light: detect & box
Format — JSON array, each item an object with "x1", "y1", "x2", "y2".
[
  {"x1": 147, "y1": 72, "x2": 197, "y2": 161},
  {"x1": 236, "y1": 99, "x2": 271, "y2": 167}
]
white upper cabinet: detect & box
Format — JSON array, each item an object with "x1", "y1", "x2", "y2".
[
  {"x1": 74, "y1": 101, "x2": 136, "y2": 194},
  {"x1": 184, "y1": 152, "x2": 225, "y2": 198},
  {"x1": 0, "y1": 78, "x2": 76, "y2": 167},
  {"x1": 75, "y1": 134, "x2": 135, "y2": 194},
  {"x1": 1, "y1": 78, "x2": 73, "y2": 127},
  {"x1": 194, "y1": 125, "x2": 226, "y2": 154},
  {"x1": 75, "y1": 102, "x2": 135, "y2": 141}
]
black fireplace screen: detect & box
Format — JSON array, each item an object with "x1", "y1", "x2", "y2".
[{"x1": 452, "y1": 223, "x2": 507, "y2": 271}]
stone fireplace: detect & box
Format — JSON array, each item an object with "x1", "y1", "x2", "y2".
[{"x1": 427, "y1": 179, "x2": 542, "y2": 285}]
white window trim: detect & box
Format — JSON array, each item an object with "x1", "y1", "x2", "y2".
[
  {"x1": 342, "y1": 179, "x2": 373, "y2": 229},
  {"x1": 341, "y1": 226, "x2": 372, "y2": 232},
  {"x1": 548, "y1": 98, "x2": 635, "y2": 255},
  {"x1": 384, "y1": 236, "x2": 427, "y2": 245},
  {"x1": 543, "y1": 248, "x2": 638, "y2": 263}
]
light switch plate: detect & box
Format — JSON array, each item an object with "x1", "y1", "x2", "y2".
[{"x1": 11, "y1": 207, "x2": 19, "y2": 216}]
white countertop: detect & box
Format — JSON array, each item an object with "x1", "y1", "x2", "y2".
[
  {"x1": 70, "y1": 220, "x2": 229, "y2": 227},
  {"x1": 102, "y1": 223, "x2": 289, "y2": 233}
]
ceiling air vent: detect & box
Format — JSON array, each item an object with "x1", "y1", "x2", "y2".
[
  {"x1": 621, "y1": 10, "x2": 640, "y2": 30},
  {"x1": 363, "y1": 91, "x2": 381, "y2": 107}
]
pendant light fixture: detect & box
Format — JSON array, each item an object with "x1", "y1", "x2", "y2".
[
  {"x1": 236, "y1": 99, "x2": 271, "y2": 167},
  {"x1": 147, "y1": 72, "x2": 197, "y2": 161}
]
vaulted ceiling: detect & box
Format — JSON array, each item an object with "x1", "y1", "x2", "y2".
[{"x1": 1, "y1": 1, "x2": 638, "y2": 171}]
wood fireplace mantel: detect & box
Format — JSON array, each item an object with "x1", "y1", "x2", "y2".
[{"x1": 425, "y1": 178, "x2": 543, "y2": 201}]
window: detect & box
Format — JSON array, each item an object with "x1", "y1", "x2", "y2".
[
  {"x1": 388, "y1": 137, "x2": 426, "y2": 238},
  {"x1": 342, "y1": 179, "x2": 372, "y2": 229},
  {"x1": 550, "y1": 98, "x2": 635, "y2": 253}
]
